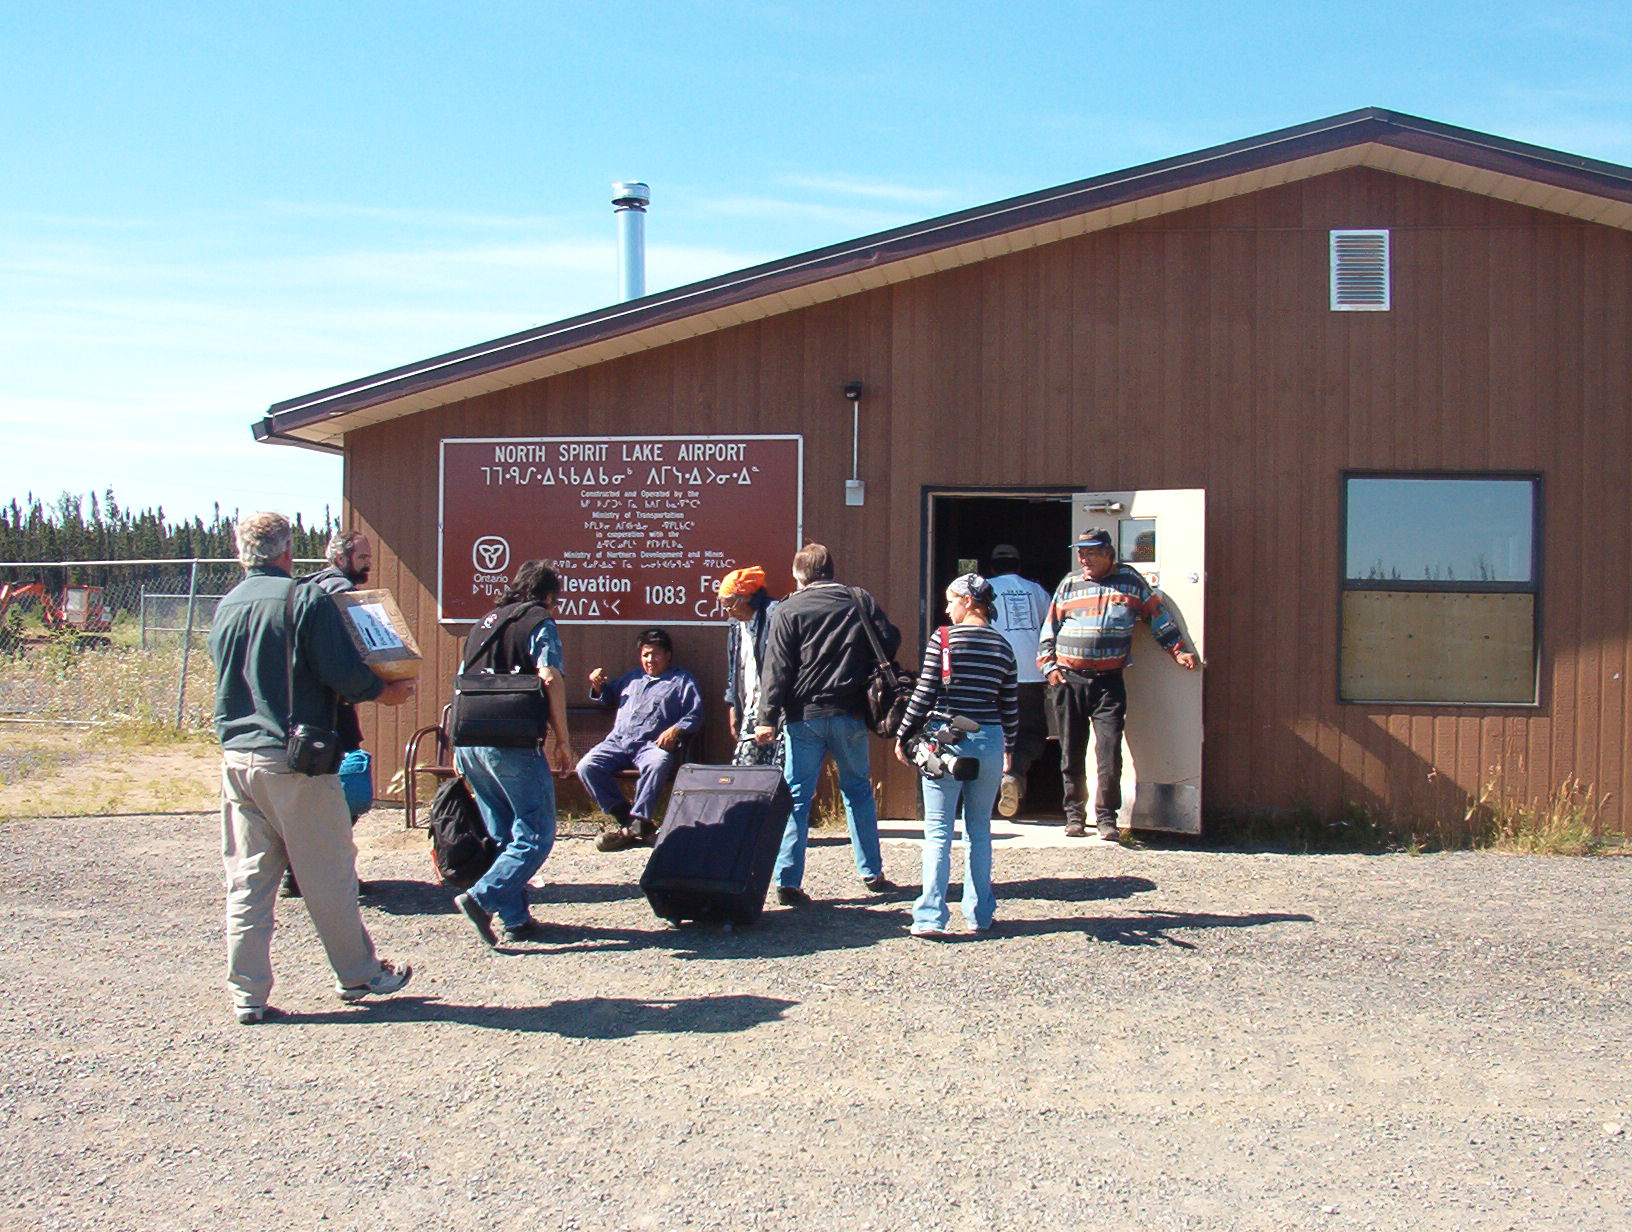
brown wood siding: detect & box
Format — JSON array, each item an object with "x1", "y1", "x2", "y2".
[{"x1": 346, "y1": 166, "x2": 1632, "y2": 835}]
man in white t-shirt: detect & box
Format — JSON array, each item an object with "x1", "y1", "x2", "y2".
[{"x1": 986, "y1": 544, "x2": 1052, "y2": 817}]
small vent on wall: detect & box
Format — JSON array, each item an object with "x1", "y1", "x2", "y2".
[{"x1": 1330, "y1": 229, "x2": 1390, "y2": 311}]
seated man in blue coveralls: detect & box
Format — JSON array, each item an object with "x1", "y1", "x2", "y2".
[{"x1": 577, "y1": 627, "x2": 704, "y2": 852}]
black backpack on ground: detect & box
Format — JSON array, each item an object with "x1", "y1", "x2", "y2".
[{"x1": 427, "y1": 776, "x2": 496, "y2": 888}]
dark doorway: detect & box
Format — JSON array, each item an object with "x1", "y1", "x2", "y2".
[{"x1": 925, "y1": 491, "x2": 1072, "y2": 819}]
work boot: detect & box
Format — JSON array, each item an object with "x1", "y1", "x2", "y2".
[
  {"x1": 997, "y1": 775, "x2": 1022, "y2": 818},
  {"x1": 1064, "y1": 820, "x2": 1088, "y2": 838}
]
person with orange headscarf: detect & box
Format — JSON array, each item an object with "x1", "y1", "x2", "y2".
[{"x1": 717, "y1": 566, "x2": 782, "y2": 767}]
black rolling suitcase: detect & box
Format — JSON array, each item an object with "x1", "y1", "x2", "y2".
[{"x1": 640, "y1": 763, "x2": 792, "y2": 926}]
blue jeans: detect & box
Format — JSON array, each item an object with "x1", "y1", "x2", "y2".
[
  {"x1": 914, "y1": 723, "x2": 1004, "y2": 931},
  {"x1": 454, "y1": 745, "x2": 557, "y2": 930},
  {"x1": 775, "y1": 714, "x2": 883, "y2": 888}
]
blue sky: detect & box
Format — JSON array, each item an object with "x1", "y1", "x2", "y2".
[{"x1": 3, "y1": 1, "x2": 1630, "y2": 526}]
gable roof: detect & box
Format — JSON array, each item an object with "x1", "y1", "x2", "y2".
[{"x1": 255, "y1": 107, "x2": 1632, "y2": 453}]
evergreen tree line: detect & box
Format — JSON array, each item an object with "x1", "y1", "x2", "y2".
[{"x1": 1, "y1": 490, "x2": 335, "y2": 586}]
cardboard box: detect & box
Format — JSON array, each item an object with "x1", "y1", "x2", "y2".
[{"x1": 330, "y1": 589, "x2": 422, "y2": 681}]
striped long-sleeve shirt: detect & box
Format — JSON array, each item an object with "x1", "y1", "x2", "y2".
[
  {"x1": 1036, "y1": 564, "x2": 1188, "y2": 675},
  {"x1": 895, "y1": 623, "x2": 1018, "y2": 750}
]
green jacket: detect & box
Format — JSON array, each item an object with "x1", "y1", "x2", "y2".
[{"x1": 209, "y1": 566, "x2": 385, "y2": 752}]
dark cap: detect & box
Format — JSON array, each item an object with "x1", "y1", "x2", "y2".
[
  {"x1": 1072, "y1": 527, "x2": 1114, "y2": 552},
  {"x1": 990, "y1": 543, "x2": 1021, "y2": 562}
]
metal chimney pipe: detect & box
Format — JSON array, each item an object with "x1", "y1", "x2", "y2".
[{"x1": 611, "y1": 181, "x2": 649, "y2": 302}]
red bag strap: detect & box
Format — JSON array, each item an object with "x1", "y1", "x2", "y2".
[{"x1": 938, "y1": 625, "x2": 952, "y2": 685}]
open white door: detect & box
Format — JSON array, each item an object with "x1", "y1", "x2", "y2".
[{"x1": 1069, "y1": 489, "x2": 1205, "y2": 833}]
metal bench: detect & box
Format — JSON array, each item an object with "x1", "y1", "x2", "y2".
[{"x1": 401, "y1": 702, "x2": 698, "y2": 829}]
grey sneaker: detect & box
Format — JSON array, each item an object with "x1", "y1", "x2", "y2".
[
  {"x1": 234, "y1": 1005, "x2": 277, "y2": 1025},
  {"x1": 337, "y1": 960, "x2": 413, "y2": 1002},
  {"x1": 500, "y1": 919, "x2": 550, "y2": 944},
  {"x1": 454, "y1": 892, "x2": 499, "y2": 948}
]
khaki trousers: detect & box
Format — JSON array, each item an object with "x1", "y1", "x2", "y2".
[{"x1": 220, "y1": 749, "x2": 380, "y2": 1009}]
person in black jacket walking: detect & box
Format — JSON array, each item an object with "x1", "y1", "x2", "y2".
[{"x1": 753, "y1": 543, "x2": 900, "y2": 905}]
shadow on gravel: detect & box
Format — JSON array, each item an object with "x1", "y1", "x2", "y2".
[
  {"x1": 999, "y1": 909, "x2": 1315, "y2": 948},
  {"x1": 277, "y1": 993, "x2": 797, "y2": 1036},
  {"x1": 997, "y1": 875, "x2": 1157, "y2": 902},
  {"x1": 359, "y1": 879, "x2": 644, "y2": 917}
]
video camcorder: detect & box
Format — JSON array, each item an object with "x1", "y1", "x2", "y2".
[{"x1": 906, "y1": 714, "x2": 981, "y2": 781}]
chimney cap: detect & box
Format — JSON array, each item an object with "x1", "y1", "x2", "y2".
[{"x1": 611, "y1": 181, "x2": 650, "y2": 209}]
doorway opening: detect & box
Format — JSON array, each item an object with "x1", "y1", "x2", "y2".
[{"x1": 924, "y1": 490, "x2": 1073, "y2": 819}]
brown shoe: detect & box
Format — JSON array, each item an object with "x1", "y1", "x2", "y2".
[
  {"x1": 595, "y1": 825, "x2": 638, "y2": 852},
  {"x1": 1064, "y1": 820, "x2": 1088, "y2": 838}
]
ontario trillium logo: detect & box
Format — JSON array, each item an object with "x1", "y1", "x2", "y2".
[{"x1": 472, "y1": 535, "x2": 510, "y2": 575}]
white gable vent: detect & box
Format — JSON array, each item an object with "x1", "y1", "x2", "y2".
[{"x1": 1330, "y1": 229, "x2": 1390, "y2": 310}]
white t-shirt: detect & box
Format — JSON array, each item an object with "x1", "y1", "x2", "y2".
[
  {"x1": 988, "y1": 571, "x2": 1050, "y2": 683},
  {"x1": 736, "y1": 619, "x2": 762, "y2": 720}
]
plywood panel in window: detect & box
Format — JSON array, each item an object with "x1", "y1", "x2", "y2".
[{"x1": 1341, "y1": 591, "x2": 1535, "y2": 704}]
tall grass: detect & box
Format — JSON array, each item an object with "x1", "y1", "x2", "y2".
[
  {"x1": 1464, "y1": 773, "x2": 1611, "y2": 856},
  {"x1": 0, "y1": 637, "x2": 216, "y2": 731}
]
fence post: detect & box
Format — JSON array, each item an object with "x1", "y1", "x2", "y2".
[
  {"x1": 176, "y1": 560, "x2": 200, "y2": 729},
  {"x1": 139, "y1": 584, "x2": 148, "y2": 651}
]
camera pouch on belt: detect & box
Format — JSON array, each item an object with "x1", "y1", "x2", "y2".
[{"x1": 286, "y1": 722, "x2": 341, "y2": 776}]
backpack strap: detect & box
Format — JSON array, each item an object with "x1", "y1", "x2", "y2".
[
  {"x1": 938, "y1": 625, "x2": 952, "y2": 685},
  {"x1": 848, "y1": 587, "x2": 892, "y2": 668},
  {"x1": 461, "y1": 604, "x2": 535, "y2": 673}
]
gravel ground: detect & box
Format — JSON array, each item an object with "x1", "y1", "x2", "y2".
[{"x1": 1, "y1": 806, "x2": 1627, "y2": 1232}]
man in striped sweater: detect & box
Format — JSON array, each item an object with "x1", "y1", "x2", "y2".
[{"x1": 1037, "y1": 527, "x2": 1199, "y2": 840}]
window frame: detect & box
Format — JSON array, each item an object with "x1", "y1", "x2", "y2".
[{"x1": 1337, "y1": 470, "x2": 1543, "y2": 707}]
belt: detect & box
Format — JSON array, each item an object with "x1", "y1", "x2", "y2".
[{"x1": 1058, "y1": 666, "x2": 1124, "y2": 681}]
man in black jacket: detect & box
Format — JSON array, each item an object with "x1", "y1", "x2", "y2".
[{"x1": 754, "y1": 543, "x2": 900, "y2": 905}]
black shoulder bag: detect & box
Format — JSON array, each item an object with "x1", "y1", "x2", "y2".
[
  {"x1": 849, "y1": 587, "x2": 915, "y2": 738},
  {"x1": 448, "y1": 606, "x2": 551, "y2": 749},
  {"x1": 284, "y1": 582, "x2": 342, "y2": 776}
]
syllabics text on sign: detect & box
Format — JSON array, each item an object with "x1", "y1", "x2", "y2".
[{"x1": 440, "y1": 435, "x2": 803, "y2": 624}]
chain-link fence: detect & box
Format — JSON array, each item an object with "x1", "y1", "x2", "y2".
[{"x1": 0, "y1": 559, "x2": 324, "y2": 730}]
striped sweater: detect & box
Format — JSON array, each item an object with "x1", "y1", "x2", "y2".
[
  {"x1": 896, "y1": 623, "x2": 1018, "y2": 749},
  {"x1": 1036, "y1": 564, "x2": 1187, "y2": 674}
]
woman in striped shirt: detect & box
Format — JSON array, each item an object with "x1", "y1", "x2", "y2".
[{"x1": 894, "y1": 573, "x2": 1018, "y2": 938}]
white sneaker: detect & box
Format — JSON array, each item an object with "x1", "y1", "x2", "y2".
[{"x1": 337, "y1": 960, "x2": 413, "y2": 1002}]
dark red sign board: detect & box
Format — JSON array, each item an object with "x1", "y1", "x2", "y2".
[{"x1": 440, "y1": 436, "x2": 803, "y2": 624}]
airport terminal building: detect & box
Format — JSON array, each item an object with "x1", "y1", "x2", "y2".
[{"x1": 253, "y1": 109, "x2": 1632, "y2": 833}]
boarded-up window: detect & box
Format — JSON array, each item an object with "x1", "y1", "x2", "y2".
[{"x1": 1340, "y1": 475, "x2": 1540, "y2": 705}]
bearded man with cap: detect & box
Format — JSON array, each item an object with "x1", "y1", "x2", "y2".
[
  {"x1": 717, "y1": 566, "x2": 782, "y2": 767},
  {"x1": 1037, "y1": 528, "x2": 1198, "y2": 840}
]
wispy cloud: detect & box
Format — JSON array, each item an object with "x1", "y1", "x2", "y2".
[{"x1": 779, "y1": 174, "x2": 960, "y2": 208}]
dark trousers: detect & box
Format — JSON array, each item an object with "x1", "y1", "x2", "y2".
[
  {"x1": 1049, "y1": 670, "x2": 1126, "y2": 832},
  {"x1": 1010, "y1": 682, "x2": 1049, "y2": 782}
]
